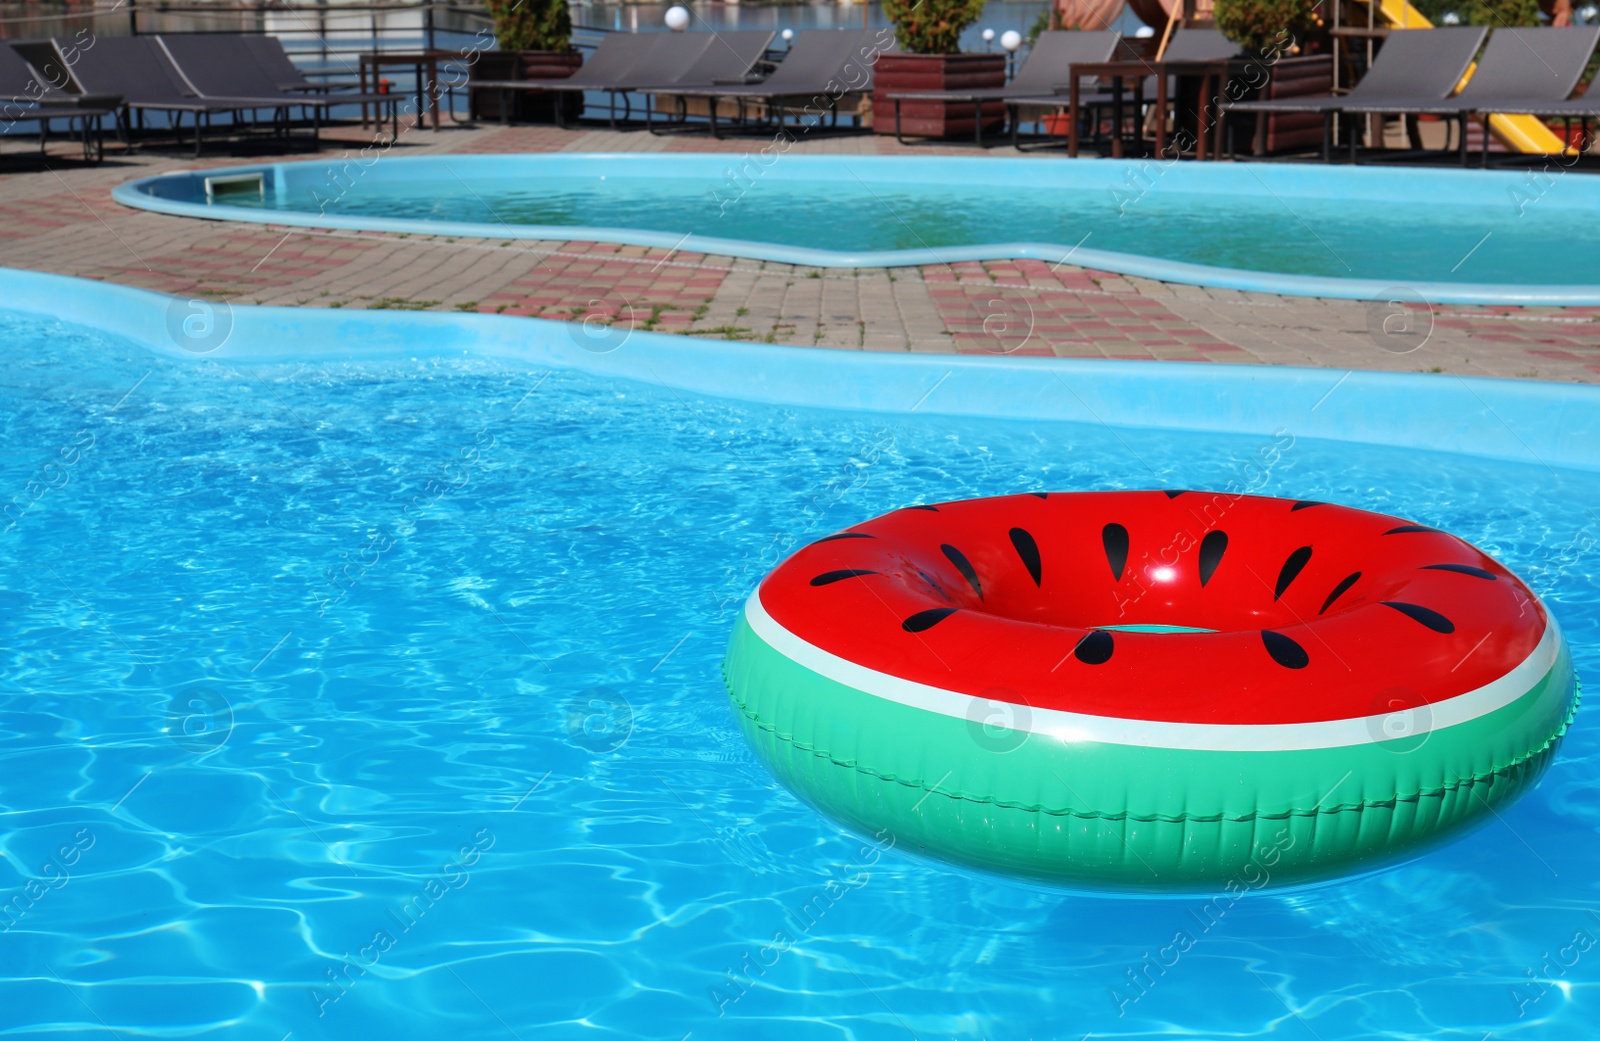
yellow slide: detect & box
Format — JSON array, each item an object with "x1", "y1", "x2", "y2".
[{"x1": 1364, "y1": 0, "x2": 1574, "y2": 155}]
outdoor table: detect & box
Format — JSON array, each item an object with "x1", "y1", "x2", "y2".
[
  {"x1": 1064, "y1": 58, "x2": 1234, "y2": 160},
  {"x1": 358, "y1": 50, "x2": 453, "y2": 132}
]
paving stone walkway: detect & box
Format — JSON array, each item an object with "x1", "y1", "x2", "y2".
[{"x1": 2, "y1": 120, "x2": 1597, "y2": 383}]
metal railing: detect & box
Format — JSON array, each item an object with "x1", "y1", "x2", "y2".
[
  {"x1": 1, "y1": 3, "x2": 610, "y2": 80},
  {"x1": 0, "y1": 0, "x2": 644, "y2": 137},
  {"x1": 0, "y1": 0, "x2": 633, "y2": 125},
  {"x1": 131, "y1": 3, "x2": 492, "y2": 78}
]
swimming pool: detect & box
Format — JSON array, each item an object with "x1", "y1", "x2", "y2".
[
  {"x1": 115, "y1": 154, "x2": 1600, "y2": 306},
  {"x1": 1, "y1": 268, "x2": 1598, "y2": 1040}
]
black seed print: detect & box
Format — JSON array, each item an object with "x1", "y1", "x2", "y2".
[
  {"x1": 813, "y1": 532, "x2": 874, "y2": 544},
  {"x1": 1382, "y1": 601, "x2": 1456, "y2": 634},
  {"x1": 902, "y1": 608, "x2": 957, "y2": 633},
  {"x1": 1073, "y1": 630, "x2": 1114, "y2": 665},
  {"x1": 1290, "y1": 501, "x2": 1324, "y2": 512},
  {"x1": 810, "y1": 570, "x2": 877, "y2": 587},
  {"x1": 1102, "y1": 523, "x2": 1130, "y2": 581},
  {"x1": 1261, "y1": 630, "x2": 1310, "y2": 669},
  {"x1": 1028, "y1": 492, "x2": 1049, "y2": 499},
  {"x1": 906, "y1": 505, "x2": 940, "y2": 512},
  {"x1": 1420, "y1": 563, "x2": 1496, "y2": 580},
  {"x1": 1163, "y1": 490, "x2": 1189, "y2": 499},
  {"x1": 1319, "y1": 571, "x2": 1362, "y2": 614},
  {"x1": 940, "y1": 544, "x2": 982, "y2": 598},
  {"x1": 1384, "y1": 524, "x2": 1439, "y2": 535},
  {"x1": 1198, "y1": 531, "x2": 1228, "y2": 586},
  {"x1": 1010, "y1": 528, "x2": 1042, "y2": 587},
  {"x1": 1274, "y1": 546, "x2": 1313, "y2": 600}
]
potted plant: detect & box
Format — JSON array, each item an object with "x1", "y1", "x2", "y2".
[
  {"x1": 471, "y1": 0, "x2": 581, "y2": 124},
  {"x1": 1214, "y1": 0, "x2": 1320, "y2": 56},
  {"x1": 872, "y1": 0, "x2": 1002, "y2": 138}
]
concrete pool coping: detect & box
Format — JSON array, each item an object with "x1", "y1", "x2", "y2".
[
  {"x1": 5, "y1": 266, "x2": 1597, "y2": 473},
  {"x1": 112, "y1": 153, "x2": 1600, "y2": 308}
]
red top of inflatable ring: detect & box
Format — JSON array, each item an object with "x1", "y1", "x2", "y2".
[{"x1": 757, "y1": 492, "x2": 1548, "y2": 726}]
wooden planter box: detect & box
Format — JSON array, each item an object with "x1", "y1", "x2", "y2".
[
  {"x1": 469, "y1": 50, "x2": 583, "y2": 124},
  {"x1": 872, "y1": 52, "x2": 1006, "y2": 139},
  {"x1": 1230, "y1": 55, "x2": 1334, "y2": 155}
]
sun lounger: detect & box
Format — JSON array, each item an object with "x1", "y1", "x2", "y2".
[
  {"x1": 157, "y1": 35, "x2": 401, "y2": 140},
  {"x1": 540, "y1": 29, "x2": 714, "y2": 126},
  {"x1": 1475, "y1": 95, "x2": 1600, "y2": 159},
  {"x1": 654, "y1": 29, "x2": 895, "y2": 138},
  {"x1": 239, "y1": 35, "x2": 366, "y2": 94},
  {"x1": 1335, "y1": 26, "x2": 1600, "y2": 164},
  {"x1": 236, "y1": 34, "x2": 402, "y2": 134},
  {"x1": 637, "y1": 30, "x2": 781, "y2": 129},
  {"x1": 1002, "y1": 31, "x2": 1130, "y2": 149},
  {"x1": 880, "y1": 30, "x2": 1121, "y2": 146},
  {"x1": 4, "y1": 40, "x2": 83, "y2": 107},
  {"x1": 1162, "y1": 27, "x2": 1240, "y2": 61},
  {"x1": 469, "y1": 32, "x2": 658, "y2": 127},
  {"x1": 1223, "y1": 25, "x2": 1488, "y2": 160},
  {"x1": 67, "y1": 36, "x2": 307, "y2": 155},
  {"x1": 1135, "y1": 28, "x2": 1242, "y2": 154},
  {"x1": 533, "y1": 29, "x2": 776, "y2": 129},
  {"x1": 1005, "y1": 27, "x2": 1239, "y2": 152},
  {"x1": 673, "y1": 29, "x2": 780, "y2": 85},
  {"x1": 1, "y1": 42, "x2": 118, "y2": 161}
]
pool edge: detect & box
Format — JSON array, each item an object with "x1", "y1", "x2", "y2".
[{"x1": 4, "y1": 266, "x2": 1597, "y2": 473}]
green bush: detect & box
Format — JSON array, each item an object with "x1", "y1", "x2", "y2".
[
  {"x1": 1461, "y1": 0, "x2": 1541, "y2": 26},
  {"x1": 882, "y1": 0, "x2": 988, "y2": 54},
  {"x1": 1025, "y1": 9, "x2": 1052, "y2": 45},
  {"x1": 1214, "y1": 0, "x2": 1318, "y2": 55},
  {"x1": 486, "y1": 0, "x2": 573, "y2": 53}
]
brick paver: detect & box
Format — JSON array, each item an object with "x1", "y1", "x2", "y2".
[{"x1": 1, "y1": 119, "x2": 1596, "y2": 383}]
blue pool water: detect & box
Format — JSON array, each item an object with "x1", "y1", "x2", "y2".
[
  {"x1": 116, "y1": 155, "x2": 1600, "y2": 305},
  {"x1": 1, "y1": 305, "x2": 1598, "y2": 1041}
]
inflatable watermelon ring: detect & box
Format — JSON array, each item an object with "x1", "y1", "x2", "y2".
[{"x1": 723, "y1": 491, "x2": 1577, "y2": 889}]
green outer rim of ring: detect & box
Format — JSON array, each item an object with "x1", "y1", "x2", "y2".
[{"x1": 723, "y1": 611, "x2": 1580, "y2": 889}]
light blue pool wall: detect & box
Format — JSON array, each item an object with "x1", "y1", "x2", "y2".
[
  {"x1": 113, "y1": 154, "x2": 1600, "y2": 306},
  {"x1": 3, "y1": 267, "x2": 1596, "y2": 474}
]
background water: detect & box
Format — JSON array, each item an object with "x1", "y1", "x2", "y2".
[
  {"x1": 0, "y1": 308, "x2": 1596, "y2": 1040},
  {"x1": 246, "y1": 167, "x2": 1600, "y2": 288}
]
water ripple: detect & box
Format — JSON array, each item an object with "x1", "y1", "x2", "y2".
[{"x1": 0, "y1": 311, "x2": 1595, "y2": 1040}]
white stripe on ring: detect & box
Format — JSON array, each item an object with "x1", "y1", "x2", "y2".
[{"x1": 744, "y1": 591, "x2": 1562, "y2": 753}]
